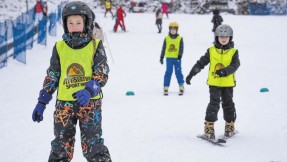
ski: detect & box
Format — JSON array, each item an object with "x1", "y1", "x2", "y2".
[
  {"x1": 179, "y1": 91, "x2": 183, "y2": 96},
  {"x1": 197, "y1": 134, "x2": 226, "y2": 145}
]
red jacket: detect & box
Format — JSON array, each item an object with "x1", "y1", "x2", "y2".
[{"x1": 116, "y1": 7, "x2": 126, "y2": 19}]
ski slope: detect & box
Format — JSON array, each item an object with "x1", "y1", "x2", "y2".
[{"x1": 1, "y1": 13, "x2": 287, "y2": 162}]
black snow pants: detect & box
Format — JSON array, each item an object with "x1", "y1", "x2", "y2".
[
  {"x1": 48, "y1": 99, "x2": 111, "y2": 162},
  {"x1": 205, "y1": 86, "x2": 236, "y2": 123}
]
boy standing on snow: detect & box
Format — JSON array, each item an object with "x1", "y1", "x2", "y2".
[
  {"x1": 185, "y1": 24, "x2": 240, "y2": 140},
  {"x1": 160, "y1": 22, "x2": 184, "y2": 96},
  {"x1": 32, "y1": 1, "x2": 111, "y2": 161}
]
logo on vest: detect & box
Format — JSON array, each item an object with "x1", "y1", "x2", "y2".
[
  {"x1": 212, "y1": 63, "x2": 225, "y2": 78},
  {"x1": 63, "y1": 63, "x2": 91, "y2": 89},
  {"x1": 168, "y1": 44, "x2": 177, "y2": 52}
]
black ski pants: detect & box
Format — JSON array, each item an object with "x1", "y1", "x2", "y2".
[
  {"x1": 48, "y1": 99, "x2": 111, "y2": 162},
  {"x1": 205, "y1": 86, "x2": 236, "y2": 123}
]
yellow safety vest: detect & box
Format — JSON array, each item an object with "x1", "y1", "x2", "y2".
[
  {"x1": 56, "y1": 39, "x2": 102, "y2": 101},
  {"x1": 207, "y1": 46, "x2": 237, "y2": 87},
  {"x1": 164, "y1": 35, "x2": 182, "y2": 58},
  {"x1": 105, "y1": 2, "x2": 111, "y2": 9}
]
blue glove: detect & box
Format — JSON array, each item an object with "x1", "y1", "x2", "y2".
[
  {"x1": 32, "y1": 103, "x2": 46, "y2": 122},
  {"x1": 215, "y1": 69, "x2": 226, "y2": 77},
  {"x1": 73, "y1": 80, "x2": 100, "y2": 107},
  {"x1": 32, "y1": 89, "x2": 52, "y2": 122}
]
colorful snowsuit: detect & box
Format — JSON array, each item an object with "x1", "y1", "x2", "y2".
[{"x1": 43, "y1": 39, "x2": 111, "y2": 162}]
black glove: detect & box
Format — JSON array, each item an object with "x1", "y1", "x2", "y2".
[
  {"x1": 186, "y1": 74, "x2": 193, "y2": 85},
  {"x1": 177, "y1": 55, "x2": 182, "y2": 61},
  {"x1": 160, "y1": 58, "x2": 163, "y2": 64},
  {"x1": 215, "y1": 69, "x2": 226, "y2": 77}
]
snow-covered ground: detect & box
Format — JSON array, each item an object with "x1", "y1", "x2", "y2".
[{"x1": 1, "y1": 12, "x2": 287, "y2": 162}]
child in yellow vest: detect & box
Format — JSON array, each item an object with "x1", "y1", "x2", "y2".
[
  {"x1": 186, "y1": 24, "x2": 240, "y2": 139},
  {"x1": 105, "y1": 0, "x2": 113, "y2": 17},
  {"x1": 32, "y1": 1, "x2": 111, "y2": 161},
  {"x1": 160, "y1": 22, "x2": 184, "y2": 95}
]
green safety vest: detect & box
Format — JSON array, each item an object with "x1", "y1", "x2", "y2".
[
  {"x1": 56, "y1": 39, "x2": 102, "y2": 101},
  {"x1": 105, "y1": 2, "x2": 111, "y2": 9},
  {"x1": 164, "y1": 35, "x2": 182, "y2": 58},
  {"x1": 207, "y1": 46, "x2": 237, "y2": 87}
]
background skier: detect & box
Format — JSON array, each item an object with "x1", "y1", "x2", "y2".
[
  {"x1": 113, "y1": 5, "x2": 126, "y2": 32},
  {"x1": 211, "y1": 9, "x2": 223, "y2": 32},
  {"x1": 155, "y1": 8, "x2": 163, "y2": 33},
  {"x1": 104, "y1": 0, "x2": 113, "y2": 17},
  {"x1": 161, "y1": 2, "x2": 169, "y2": 18},
  {"x1": 35, "y1": 0, "x2": 47, "y2": 21},
  {"x1": 160, "y1": 22, "x2": 184, "y2": 95}
]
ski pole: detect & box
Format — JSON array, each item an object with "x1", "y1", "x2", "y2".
[{"x1": 104, "y1": 32, "x2": 115, "y2": 64}]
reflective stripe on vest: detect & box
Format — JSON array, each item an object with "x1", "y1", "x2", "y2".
[
  {"x1": 207, "y1": 46, "x2": 237, "y2": 87},
  {"x1": 56, "y1": 39, "x2": 102, "y2": 101},
  {"x1": 164, "y1": 35, "x2": 182, "y2": 58}
]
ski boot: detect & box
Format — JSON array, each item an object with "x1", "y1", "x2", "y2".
[
  {"x1": 179, "y1": 85, "x2": 184, "y2": 96},
  {"x1": 204, "y1": 121, "x2": 215, "y2": 139},
  {"x1": 224, "y1": 121, "x2": 235, "y2": 138},
  {"x1": 163, "y1": 87, "x2": 168, "y2": 96}
]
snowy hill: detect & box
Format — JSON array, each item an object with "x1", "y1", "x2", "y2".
[{"x1": 1, "y1": 10, "x2": 287, "y2": 162}]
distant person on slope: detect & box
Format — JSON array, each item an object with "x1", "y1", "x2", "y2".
[
  {"x1": 160, "y1": 22, "x2": 184, "y2": 96},
  {"x1": 35, "y1": 0, "x2": 48, "y2": 21},
  {"x1": 104, "y1": 0, "x2": 114, "y2": 17},
  {"x1": 113, "y1": 5, "x2": 126, "y2": 32},
  {"x1": 155, "y1": 8, "x2": 163, "y2": 33},
  {"x1": 161, "y1": 2, "x2": 169, "y2": 18},
  {"x1": 211, "y1": 9, "x2": 223, "y2": 32},
  {"x1": 31, "y1": 1, "x2": 111, "y2": 161},
  {"x1": 186, "y1": 24, "x2": 240, "y2": 140},
  {"x1": 112, "y1": 7, "x2": 124, "y2": 31}
]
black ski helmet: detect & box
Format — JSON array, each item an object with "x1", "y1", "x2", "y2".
[{"x1": 62, "y1": 1, "x2": 95, "y2": 34}]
